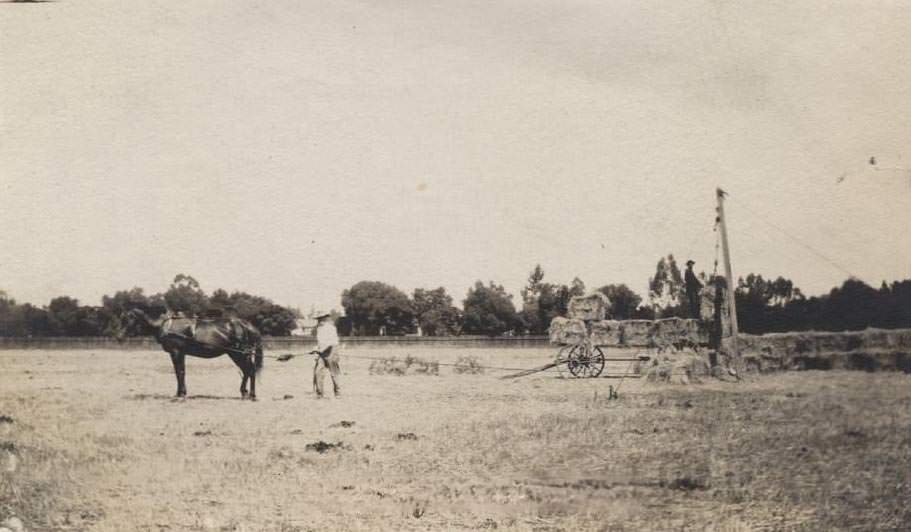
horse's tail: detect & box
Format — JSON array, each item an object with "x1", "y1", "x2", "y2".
[{"x1": 254, "y1": 342, "x2": 264, "y2": 375}]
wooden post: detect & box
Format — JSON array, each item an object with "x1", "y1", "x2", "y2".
[{"x1": 716, "y1": 188, "x2": 740, "y2": 362}]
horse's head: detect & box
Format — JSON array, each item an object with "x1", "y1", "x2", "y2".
[
  {"x1": 114, "y1": 309, "x2": 135, "y2": 342},
  {"x1": 117, "y1": 308, "x2": 154, "y2": 340}
]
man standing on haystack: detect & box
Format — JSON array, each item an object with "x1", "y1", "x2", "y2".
[
  {"x1": 312, "y1": 312, "x2": 341, "y2": 398},
  {"x1": 685, "y1": 260, "x2": 703, "y2": 319}
]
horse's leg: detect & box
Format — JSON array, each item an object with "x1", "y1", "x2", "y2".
[
  {"x1": 229, "y1": 353, "x2": 252, "y2": 399},
  {"x1": 169, "y1": 351, "x2": 187, "y2": 397},
  {"x1": 248, "y1": 354, "x2": 256, "y2": 400}
]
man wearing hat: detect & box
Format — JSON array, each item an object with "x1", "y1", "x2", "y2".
[
  {"x1": 312, "y1": 312, "x2": 341, "y2": 398},
  {"x1": 684, "y1": 260, "x2": 703, "y2": 319}
]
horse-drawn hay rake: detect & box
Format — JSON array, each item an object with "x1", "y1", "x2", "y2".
[{"x1": 501, "y1": 335, "x2": 651, "y2": 380}]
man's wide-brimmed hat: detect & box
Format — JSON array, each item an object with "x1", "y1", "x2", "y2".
[{"x1": 686, "y1": 260, "x2": 695, "y2": 266}]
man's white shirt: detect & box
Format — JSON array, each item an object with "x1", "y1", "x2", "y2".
[{"x1": 316, "y1": 323, "x2": 339, "y2": 351}]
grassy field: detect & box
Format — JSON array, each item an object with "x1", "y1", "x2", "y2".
[{"x1": 1, "y1": 347, "x2": 909, "y2": 531}]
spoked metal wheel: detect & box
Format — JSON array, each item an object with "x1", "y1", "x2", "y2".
[
  {"x1": 556, "y1": 345, "x2": 577, "y2": 378},
  {"x1": 566, "y1": 344, "x2": 605, "y2": 378}
]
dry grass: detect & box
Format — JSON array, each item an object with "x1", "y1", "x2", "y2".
[{"x1": 0, "y1": 347, "x2": 909, "y2": 531}]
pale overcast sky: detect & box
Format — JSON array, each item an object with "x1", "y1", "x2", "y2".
[{"x1": 2, "y1": 1, "x2": 910, "y2": 312}]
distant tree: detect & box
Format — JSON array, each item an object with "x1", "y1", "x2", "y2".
[
  {"x1": 736, "y1": 274, "x2": 806, "y2": 333},
  {"x1": 648, "y1": 254, "x2": 686, "y2": 317},
  {"x1": 163, "y1": 274, "x2": 208, "y2": 315},
  {"x1": 769, "y1": 277, "x2": 802, "y2": 307},
  {"x1": 569, "y1": 277, "x2": 586, "y2": 298},
  {"x1": 463, "y1": 281, "x2": 521, "y2": 336},
  {"x1": 412, "y1": 287, "x2": 463, "y2": 336},
  {"x1": 818, "y1": 278, "x2": 883, "y2": 332},
  {"x1": 519, "y1": 266, "x2": 560, "y2": 333},
  {"x1": 209, "y1": 288, "x2": 232, "y2": 309},
  {"x1": 47, "y1": 296, "x2": 81, "y2": 336},
  {"x1": 519, "y1": 266, "x2": 587, "y2": 334},
  {"x1": 213, "y1": 290, "x2": 298, "y2": 336},
  {"x1": 101, "y1": 287, "x2": 162, "y2": 314},
  {"x1": 46, "y1": 296, "x2": 107, "y2": 336},
  {"x1": 520, "y1": 266, "x2": 544, "y2": 333},
  {"x1": 523, "y1": 265, "x2": 545, "y2": 301},
  {"x1": 0, "y1": 291, "x2": 51, "y2": 337},
  {"x1": 528, "y1": 283, "x2": 566, "y2": 334},
  {"x1": 597, "y1": 284, "x2": 644, "y2": 320},
  {"x1": 886, "y1": 280, "x2": 911, "y2": 329},
  {"x1": 341, "y1": 281, "x2": 414, "y2": 336},
  {"x1": 253, "y1": 304, "x2": 299, "y2": 336}
]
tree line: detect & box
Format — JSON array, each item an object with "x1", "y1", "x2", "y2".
[
  {"x1": 1, "y1": 258, "x2": 910, "y2": 338},
  {"x1": 0, "y1": 275, "x2": 298, "y2": 338},
  {"x1": 337, "y1": 256, "x2": 911, "y2": 336}
]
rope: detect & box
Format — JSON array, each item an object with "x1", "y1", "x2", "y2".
[
  {"x1": 265, "y1": 351, "x2": 645, "y2": 377},
  {"x1": 264, "y1": 352, "x2": 532, "y2": 372},
  {"x1": 725, "y1": 194, "x2": 858, "y2": 279},
  {"x1": 712, "y1": 215, "x2": 721, "y2": 278}
]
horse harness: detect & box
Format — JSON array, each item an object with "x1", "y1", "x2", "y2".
[{"x1": 159, "y1": 316, "x2": 258, "y2": 357}]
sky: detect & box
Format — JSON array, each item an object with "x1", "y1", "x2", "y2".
[{"x1": 2, "y1": 0, "x2": 910, "y2": 313}]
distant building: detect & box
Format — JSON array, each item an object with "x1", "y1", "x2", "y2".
[{"x1": 292, "y1": 317, "x2": 318, "y2": 336}]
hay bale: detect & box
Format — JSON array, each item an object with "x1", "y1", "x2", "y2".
[
  {"x1": 863, "y1": 330, "x2": 898, "y2": 349},
  {"x1": 567, "y1": 292, "x2": 610, "y2": 321},
  {"x1": 548, "y1": 317, "x2": 588, "y2": 345},
  {"x1": 589, "y1": 320, "x2": 623, "y2": 346},
  {"x1": 622, "y1": 320, "x2": 657, "y2": 346},
  {"x1": 897, "y1": 330, "x2": 911, "y2": 348},
  {"x1": 643, "y1": 352, "x2": 711, "y2": 384},
  {"x1": 655, "y1": 318, "x2": 687, "y2": 344},
  {"x1": 653, "y1": 318, "x2": 709, "y2": 346},
  {"x1": 1, "y1": 517, "x2": 23, "y2": 532}
]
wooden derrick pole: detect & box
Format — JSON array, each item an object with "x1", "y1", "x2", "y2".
[{"x1": 716, "y1": 188, "x2": 740, "y2": 363}]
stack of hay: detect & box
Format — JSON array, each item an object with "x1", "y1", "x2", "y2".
[
  {"x1": 546, "y1": 292, "x2": 716, "y2": 384},
  {"x1": 548, "y1": 292, "x2": 610, "y2": 344},
  {"x1": 567, "y1": 292, "x2": 610, "y2": 321},
  {"x1": 548, "y1": 294, "x2": 709, "y2": 348},
  {"x1": 548, "y1": 317, "x2": 589, "y2": 345},
  {"x1": 641, "y1": 351, "x2": 712, "y2": 385}
]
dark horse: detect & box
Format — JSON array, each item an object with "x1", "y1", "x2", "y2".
[{"x1": 121, "y1": 309, "x2": 264, "y2": 400}]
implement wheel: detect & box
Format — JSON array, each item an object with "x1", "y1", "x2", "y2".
[
  {"x1": 556, "y1": 345, "x2": 576, "y2": 378},
  {"x1": 567, "y1": 344, "x2": 605, "y2": 378}
]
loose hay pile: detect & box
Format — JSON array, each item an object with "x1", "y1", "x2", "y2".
[
  {"x1": 368, "y1": 355, "x2": 439, "y2": 376},
  {"x1": 304, "y1": 440, "x2": 349, "y2": 453},
  {"x1": 453, "y1": 356, "x2": 484, "y2": 375}
]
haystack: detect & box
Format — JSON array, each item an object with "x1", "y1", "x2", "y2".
[
  {"x1": 548, "y1": 317, "x2": 588, "y2": 345},
  {"x1": 654, "y1": 318, "x2": 709, "y2": 345},
  {"x1": 567, "y1": 292, "x2": 610, "y2": 321},
  {"x1": 622, "y1": 320, "x2": 657, "y2": 346},
  {"x1": 589, "y1": 320, "x2": 623, "y2": 346},
  {"x1": 642, "y1": 351, "x2": 712, "y2": 385}
]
